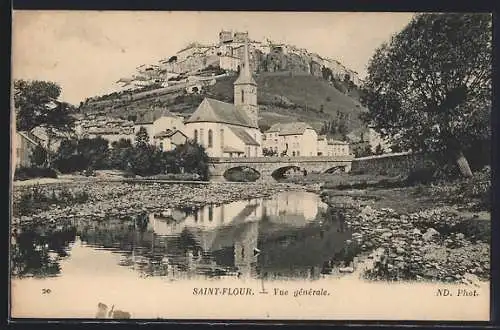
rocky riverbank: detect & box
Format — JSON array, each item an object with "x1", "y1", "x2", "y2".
[
  {"x1": 12, "y1": 181, "x2": 308, "y2": 227},
  {"x1": 320, "y1": 188, "x2": 490, "y2": 284}
]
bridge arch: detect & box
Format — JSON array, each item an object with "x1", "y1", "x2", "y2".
[
  {"x1": 223, "y1": 166, "x2": 261, "y2": 182},
  {"x1": 323, "y1": 165, "x2": 348, "y2": 174},
  {"x1": 271, "y1": 165, "x2": 307, "y2": 180}
]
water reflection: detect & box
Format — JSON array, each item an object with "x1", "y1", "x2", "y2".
[{"x1": 11, "y1": 191, "x2": 353, "y2": 281}]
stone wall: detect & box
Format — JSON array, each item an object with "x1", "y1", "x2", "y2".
[{"x1": 350, "y1": 152, "x2": 440, "y2": 177}]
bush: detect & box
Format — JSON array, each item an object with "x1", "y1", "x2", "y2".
[
  {"x1": 13, "y1": 185, "x2": 90, "y2": 216},
  {"x1": 14, "y1": 167, "x2": 58, "y2": 181},
  {"x1": 405, "y1": 167, "x2": 437, "y2": 185}
]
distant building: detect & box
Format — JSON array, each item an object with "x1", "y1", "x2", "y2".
[
  {"x1": 326, "y1": 139, "x2": 350, "y2": 156},
  {"x1": 219, "y1": 55, "x2": 241, "y2": 72},
  {"x1": 263, "y1": 122, "x2": 318, "y2": 157},
  {"x1": 14, "y1": 131, "x2": 43, "y2": 168},
  {"x1": 317, "y1": 135, "x2": 328, "y2": 156},
  {"x1": 219, "y1": 30, "x2": 234, "y2": 44},
  {"x1": 153, "y1": 129, "x2": 188, "y2": 151},
  {"x1": 185, "y1": 37, "x2": 262, "y2": 158},
  {"x1": 134, "y1": 109, "x2": 185, "y2": 145},
  {"x1": 76, "y1": 115, "x2": 135, "y2": 145},
  {"x1": 347, "y1": 127, "x2": 391, "y2": 156}
]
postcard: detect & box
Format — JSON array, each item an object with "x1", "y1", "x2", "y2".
[{"x1": 10, "y1": 10, "x2": 492, "y2": 321}]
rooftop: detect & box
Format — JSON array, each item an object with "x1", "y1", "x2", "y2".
[
  {"x1": 228, "y1": 126, "x2": 260, "y2": 146},
  {"x1": 135, "y1": 108, "x2": 180, "y2": 125},
  {"x1": 186, "y1": 98, "x2": 257, "y2": 129},
  {"x1": 266, "y1": 122, "x2": 314, "y2": 136}
]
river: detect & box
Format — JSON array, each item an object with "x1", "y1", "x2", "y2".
[
  {"x1": 10, "y1": 190, "x2": 354, "y2": 281},
  {"x1": 10, "y1": 188, "x2": 490, "y2": 320}
]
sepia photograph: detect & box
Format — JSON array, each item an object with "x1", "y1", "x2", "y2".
[{"x1": 10, "y1": 11, "x2": 492, "y2": 321}]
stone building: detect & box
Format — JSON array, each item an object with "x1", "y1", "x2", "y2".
[
  {"x1": 14, "y1": 131, "x2": 41, "y2": 168},
  {"x1": 263, "y1": 122, "x2": 318, "y2": 157},
  {"x1": 153, "y1": 129, "x2": 188, "y2": 151}
]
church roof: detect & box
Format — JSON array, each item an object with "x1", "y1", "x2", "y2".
[
  {"x1": 228, "y1": 126, "x2": 260, "y2": 146},
  {"x1": 223, "y1": 146, "x2": 245, "y2": 153},
  {"x1": 186, "y1": 98, "x2": 257, "y2": 129},
  {"x1": 266, "y1": 122, "x2": 314, "y2": 136}
]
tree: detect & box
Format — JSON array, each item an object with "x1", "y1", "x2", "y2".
[
  {"x1": 76, "y1": 137, "x2": 109, "y2": 170},
  {"x1": 108, "y1": 139, "x2": 133, "y2": 170},
  {"x1": 172, "y1": 141, "x2": 210, "y2": 180},
  {"x1": 14, "y1": 80, "x2": 76, "y2": 166},
  {"x1": 375, "y1": 144, "x2": 384, "y2": 155},
  {"x1": 29, "y1": 144, "x2": 48, "y2": 167},
  {"x1": 135, "y1": 126, "x2": 150, "y2": 148},
  {"x1": 361, "y1": 13, "x2": 492, "y2": 178}
]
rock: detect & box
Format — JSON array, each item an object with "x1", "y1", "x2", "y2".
[
  {"x1": 422, "y1": 228, "x2": 440, "y2": 241},
  {"x1": 339, "y1": 267, "x2": 354, "y2": 273},
  {"x1": 381, "y1": 232, "x2": 393, "y2": 239},
  {"x1": 463, "y1": 273, "x2": 480, "y2": 286},
  {"x1": 396, "y1": 247, "x2": 405, "y2": 254}
]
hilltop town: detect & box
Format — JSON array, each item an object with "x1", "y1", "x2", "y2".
[
  {"x1": 114, "y1": 30, "x2": 362, "y2": 90},
  {"x1": 70, "y1": 31, "x2": 383, "y2": 158}
]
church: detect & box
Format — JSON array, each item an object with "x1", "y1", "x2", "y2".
[{"x1": 184, "y1": 37, "x2": 262, "y2": 158}]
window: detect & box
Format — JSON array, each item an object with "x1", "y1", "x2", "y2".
[
  {"x1": 208, "y1": 129, "x2": 213, "y2": 148},
  {"x1": 208, "y1": 206, "x2": 213, "y2": 221},
  {"x1": 292, "y1": 151, "x2": 296, "y2": 156},
  {"x1": 241, "y1": 90, "x2": 245, "y2": 103},
  {"x1": 220, "y1": 129, "x2": 224, "y2": 149},
  {"x1": 159, "y1": 142, "x2": 164, "y2": 151},
  {"x1": 194, "y1": 129, "x2": 198, "y2": 143},
  {"x1": 297, "y1": 151, "x2": 300, "y2": 156},
  {"x1": 200, "y1": 128, "x2": 204, "y2": 145}
]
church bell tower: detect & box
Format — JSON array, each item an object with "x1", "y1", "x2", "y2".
[{"x1": 234, "y1": 34, "x2": 258, "y2": 128}]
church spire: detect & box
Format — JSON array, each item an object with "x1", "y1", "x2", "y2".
[{"x1": 234, "y1": 34, "x2": 256, "y2": 86}]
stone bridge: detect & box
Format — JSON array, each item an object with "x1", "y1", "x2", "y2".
[{"x1": 208, "y1": 155, "x2": 355, "y2": 180}]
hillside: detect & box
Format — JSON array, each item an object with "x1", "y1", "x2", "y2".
[
  {"x1": 78, "y1": 30, "x2": 369, "y2": 137},
  {"x1": 80, "y1": 72, "x2": 367, "y2": 136}
]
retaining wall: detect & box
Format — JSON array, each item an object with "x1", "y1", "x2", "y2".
[{"x1": 350, "y1": 152, "x2": 441, "y2": 176}]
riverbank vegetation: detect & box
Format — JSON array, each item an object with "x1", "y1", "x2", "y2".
[
  {"x1": 14, "y1": 80, "x2": 210, "y2": 182},
  {"x1": 314, "y1": 166, "x2": 491, "y2": 283},
  {"x1": 360, "y1": 13, "x2": 491, "y2": 178}
]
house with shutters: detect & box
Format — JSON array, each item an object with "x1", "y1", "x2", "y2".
[
  {"x1": 263, "y1": 122, "x2": 318, "y2": 157},
  {"x1": 184, "y1": 36, "x2": 262, "y2": 158}
]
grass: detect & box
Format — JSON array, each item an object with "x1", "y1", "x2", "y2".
[
  {"x1": 290, "y1": 168, "x2": 491, "y2": 215},
  {"x1": 81, "y1": 74, "x2": 365, "y2": 133}
]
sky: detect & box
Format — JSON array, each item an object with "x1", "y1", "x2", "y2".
[{"x1": 12, "y1": 11, "x2": 415, "y2": 105}]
